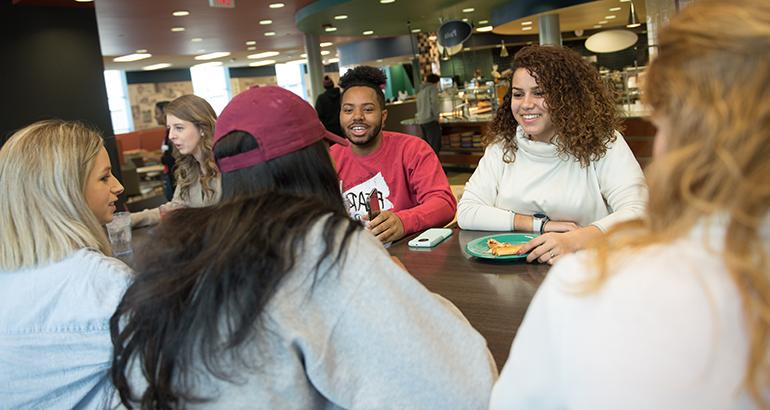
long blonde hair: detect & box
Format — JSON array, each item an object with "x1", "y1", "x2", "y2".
[
  {"x1": 166, "y1": 95, "x2": 219, "y2": 202},
  {"x1": 588, "y1": 0, "x2": 770, "y2": 405},
  {"x1": 0, "y1": 120, "x2": 112, "y2": 270}
]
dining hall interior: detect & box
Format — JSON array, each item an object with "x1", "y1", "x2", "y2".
[{"x1": 2, "y1": 0, "x2": 769, "y2": 408}]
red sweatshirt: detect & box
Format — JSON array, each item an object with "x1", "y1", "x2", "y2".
[{"x1": 330, "y1": 131, "x2": 457, "y2": 236}]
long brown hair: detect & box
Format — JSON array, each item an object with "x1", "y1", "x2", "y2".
[
  {"x1": 166, "y1": 95, "x2": 219, "y2": 202},
  {"x1": 486, "y1": 46, "x2": 621, "y2": 166},
  {"x1": 588, "y1": 0, "x2": 770, "y2": 406}
]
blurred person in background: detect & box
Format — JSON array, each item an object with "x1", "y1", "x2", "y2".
[
  {"x1": 314, "y1": 75, "x2": 344, "y2": 138},
  {"x1": 415, "y1": 73, "x2": 442, "y2": 155},
  {"x1": 154, "y1": 100, "x2": 176, "y2": 201}
]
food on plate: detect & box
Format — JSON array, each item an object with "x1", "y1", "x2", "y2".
[{"x1": 487, "y1": 239, "x2": 524, "y2": 256}]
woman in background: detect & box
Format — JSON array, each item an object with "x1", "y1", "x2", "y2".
[
  {"x1": 457, "y1": 46, "x2": 647, "y2": 264},
  {"x1": 491, "y1": 0, "x2": 770, "y2": 407},
  {"x1": 111, "y1": 86, "x2": 497, "y2": 409},
  {"x1": 0, "y1": 120, "x2": 132, "y2": 408},
  {"x1": 131, "y1": 94, "x2": 220, "y2": 226}
]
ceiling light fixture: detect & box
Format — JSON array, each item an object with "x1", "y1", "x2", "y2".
[
  {"x1": 172, "y1": 10, "x2": 189, "y2": 17},
  {"x1": 605, "y1": 15, "x2": 617, "y2": 19},
  {"x1": 599, "y1": 20, "x2": 608, "y2": 24},
  {"x1": 268, "y1": 2, "x2": 285, "y2": 8},
  {"x1": 500, "y1": 40, "x2": 509, "y2": 57},
  {"x1": 143, "y1": 63, "x2": 172, "y2": 71},
  {"x1": 248, "y1": 51, "x2": 280, "y2": 59},
  {"x1": 324, "y1": 27, "x2": 337, "y2": 32},
  {"x1": 411, "y1": 28, "x2": 421, "y2": 33},
  {"x1": 320, "y1": 42, "x2": 333, "y2": 47},
  {"x1": 610, "y1": 7, "x2": 621, "y2": 11},
  {"x1": 380, "y1": 0, "x2": 395, "y2": 3},
  {"x1": 593, "y1": 24, "x2": 602, "y2": 28},
  {"x1": 247, "y1": 46, "x2": 256, "y2": 51},
  {"x1": 264, "y1": 31, "x2": 276, "y2": 36},
  {"x1": 194, "y1": 51, "x2": 231, "y2": 60},
  {"x1": 462, "y1": 8, "x2": 475, "y2": 13},
  {"x1": 522, "y1": 26, "x2": 532, "y2": 31},
  {"x1": 479, "y1": 20, "x2": 489, "y2": 24},
  {"x1": 249, "y1": 59, "x2": 276, "y2": 67},
  {"x1": 363, "y1": 30, "x2": 374, "y2": 35},
  {"x1": 259, "y1": 19, "x2": 272, "y2": 25},
  {"x1": 441, "y1": 47, "x2": 450, "y2": 61},
  {"x1": 477, "y1": 26, "x2": 493, "y2": 32},
  {"x1": 328, "y1": 58, "x2": 340, "y2": 63},
  {"x1": 135, "y1": 49, "x2": 148, "y2": 53},
  {"x1": 246, "y1": 40, "x2": 256, "y2": 45},
  {"x1": 170, "y1": 27, "x2": 185, "y2": 32},
  {"x1": 627, "y1": 1, "x2": 641, "y2": 28},
  {"x1": 192, "y1": 61, "x2": 223, "y2": 68},
  {"x1": 334, "y1": 15, "x2": 348, "y2": 20},
  {"x1": 113, "y1": 53, "x2": 152, "y2": 62},
  {"x1": 320, "y1": 50, "x2": 330, "y2": 55},
  {"x1": 522, "y1": 21, "x2": 533, "y2": 26},
  {"x1": 191, "y1": 38, "x2": 203, "y2": 42}
]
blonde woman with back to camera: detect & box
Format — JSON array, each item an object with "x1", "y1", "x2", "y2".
[
  {"x1": 490, "y1": 0, "x2": 770, "y2": 408},
  {"x1": 0, "y1": 120, "x2": 133, "y2": 408},
  {"x1": 131, "y1": 94, "x2": 221, "y2": 227}
]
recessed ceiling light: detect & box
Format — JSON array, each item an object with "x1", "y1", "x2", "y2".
[
  {"x1": 478, "y1": 20, "x2": 489, "y2": 24},
  {"x1": 522, "y1": 26, "x2": 533, "y2": 31},
  {"x1": 334, "y1": 15, "x2": 348, "y2": 20},
  {"x1": 321, "y1": 50, "x2": 331, "y2": 55},
  {"x1": 610, "y1": 7, "x2": 621, "y2": 11},
  {"x1": 246, "y1": 40, "x2": 256, "y2": 45},
  {"x1": 113, "y1": 53, "x2": 152, "y2": 62},
  {"x1": 249, "y1": 59, "x2": 276, "y2": 67},
  {"x1": 320, "y1": 42, "x2": 333, "y2": 47},
  {"x1": 363, "y1": 30, "x2": 374, "y2": 35},
  {"x1": 376, "y1": 59, "x2": 383, "y2": 62},
  {"x1": 476, "y1": 26, "x2": 493, "y2": 32},
  {"x1": 462, "y1": 8, "x2": 475, "y2": 13},
  {"x1": 462, "y1": 18, "x2": 468, "y2": 22},
  {"x1": 259, "y1": 19, "x2": 272, "y2": 25},
  {"x1": 522, "y1": 21, "x2": 533, "y2": 26},
  {"x1": 284, "y1": 59, "x2": 308, "y2": 65},
  {"x1": 172, "y1": 10, "x2": 189, "y2": 17},
  {"x1": 380, "y1": 0, "x2": 395, "y2": 3},
  {"x1": 300, "y1": 53, "x2": 307, "y2": 58},
  {"x1": 247, "y1": 46, "x2": 256, "y2": 51},
  {"x1": 191, "y1": 38, "x2": 203, "y2": 42},
  {"x1": 411, "y1": 28, "x2": 421, "y2": 33},
  {"x1": 328, "y1": 57, "x2": 340, "y2": 63},
  {"x1": 619, "y1": 0, "x2": 631, "y2": 2},
  {"x1": 170, "y1": 27, "x2": 185, "y2": 32},
  {"x1": 135, "y1": 49, "x2": 148, "y2": 53},
  {"x1": 605, "y1": 15, "x2": 617, "y2": 19},
  {"x1": 143, "y1": 63, "x2": 172, "y2": 71},
  {"x1": 264, "y1": 31, "x2": 276, "y2": 36},
  {"x1": 248, "y1": 51, "x2": 280, "y2": 59},
  {"x1": 324, "y1": 27, "x2": 337, "y2": 32},
  {"x1": 192, "y1": 61, "x2": 222, "y2": 68},
  {"x1": 599, "y1": 20, "x2": 608, "y2": 24},
  {"x1": 194, "y1": 51, "x2": 231, "y2": 60},
  {"x1": 593, "y1": 24, "x2": 602, "y2": 28},
  {"x1": 268, "y1": 2, "x2": 285, "y2": 8}
]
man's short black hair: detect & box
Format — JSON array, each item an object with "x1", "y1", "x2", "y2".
[
  {"x1": 339, "y1": 66, "x2": 387, "y2": 109},
  {"x1": 426, "y1": 73, "x2": 440, "y2": 84}
]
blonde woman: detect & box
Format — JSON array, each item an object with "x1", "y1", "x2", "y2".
[
  {"x1": 490, "y1": 0, "x2": 770, "y2": 408},
  {"x1": 131, "y1": 94, "x2": 221, "y2": 227},
  {"x1": 0, "y1": 120, "x2": 133, "y2": 408}
]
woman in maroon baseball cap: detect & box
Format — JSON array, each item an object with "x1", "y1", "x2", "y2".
[{"x1": 110, "y1": 86, "x2": 497, "y2": 409}]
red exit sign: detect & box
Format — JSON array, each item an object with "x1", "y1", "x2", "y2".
[{"x1": 209, "y1": 0, "x2": 235, "y2": 8}]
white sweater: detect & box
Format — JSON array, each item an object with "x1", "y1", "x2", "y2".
[
  {"x1": 490, "y1": 217, "x2": 768, "y2": 409},
  {"x1": 457, "y1": 126, "x2": 647, "y2": 231}
]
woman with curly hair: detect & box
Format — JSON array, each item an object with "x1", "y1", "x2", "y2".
[
  {"x1": 457, "y1": 45, "x2": 647, "y2": 264},
  {"x1": 130, "y1": 94, "x2": 221, "y2": 226},
  {"x1": 491, "y1": 0, "x2": 770, "y2": 407}
]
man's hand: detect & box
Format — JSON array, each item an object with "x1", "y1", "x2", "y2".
[{"x1": 366, "y1": 210, "x2": 405, "y2": 243}]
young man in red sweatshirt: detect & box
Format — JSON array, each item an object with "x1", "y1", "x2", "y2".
[{"x1": 330, "y1": 66, "x2": 456, "y2": 243}]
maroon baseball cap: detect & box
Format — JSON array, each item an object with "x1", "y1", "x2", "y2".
[{"x1": 213, "y1": 86, "x2": 348, "y2": 173}]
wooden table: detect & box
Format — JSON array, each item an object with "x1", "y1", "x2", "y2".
[
  {"x1": 388, "y1": 229, "x2": 549, "y2": 370},
  {"x1": 124, "y1": 226, "x2": 549, "y2": 371}
]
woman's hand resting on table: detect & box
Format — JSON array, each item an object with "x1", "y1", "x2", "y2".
[{"x1": 517, "y1": 223, "x2": 601, "y2": 265}]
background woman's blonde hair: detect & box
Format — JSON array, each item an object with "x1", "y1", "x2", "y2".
[
  {"x1": 0, "y1": 120, "x2": 112, "y2": 270},
  {"x1": 588, "y1": 0, "x2": 770, "y2": 405},
  {"x1": 166, "y1": 95, "x2": 219, "y2": 202}
]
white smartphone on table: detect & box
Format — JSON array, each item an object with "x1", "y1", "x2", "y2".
[{"x1": 408, "y1": 228, "x2": 453, "y2": 248}]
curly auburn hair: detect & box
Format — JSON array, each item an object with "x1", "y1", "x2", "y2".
[
  {"x1": 485, "y1": 46, "x2": 621, "y2": 167},
  {"x1": 339, "y1": 65, "x2": 387, "y2": 109}
]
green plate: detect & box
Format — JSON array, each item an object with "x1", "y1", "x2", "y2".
[{"x1": 465, "y1": 233, "x2": 537, "y2": 260}]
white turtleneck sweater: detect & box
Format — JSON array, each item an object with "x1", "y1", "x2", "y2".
[{"x1": 457, "y1": 126, "x2": 648, "y2": 232}]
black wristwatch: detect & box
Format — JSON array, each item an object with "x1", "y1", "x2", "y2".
[{"x1": 532, "y1": 213, "x2": 550, "y2": 234}]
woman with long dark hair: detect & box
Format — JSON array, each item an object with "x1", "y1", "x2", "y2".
[
  {"x1": 457, "y1": 46, "x2": 648, "y2": 264},
  {"x1": 111, "y1": 86, "x2": 497, "y2": 409}
]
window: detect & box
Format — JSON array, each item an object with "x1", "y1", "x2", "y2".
[{"x1": 104, "y1": 70, "x2": 133, "y2": 134}]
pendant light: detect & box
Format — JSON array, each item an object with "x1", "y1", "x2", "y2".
[
  {"x1": 627, "y1": 1, "x2": 641, "y2": 28},
  {"x1": 499, "y1": 40, "x2": 509, "y2": 57}
]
